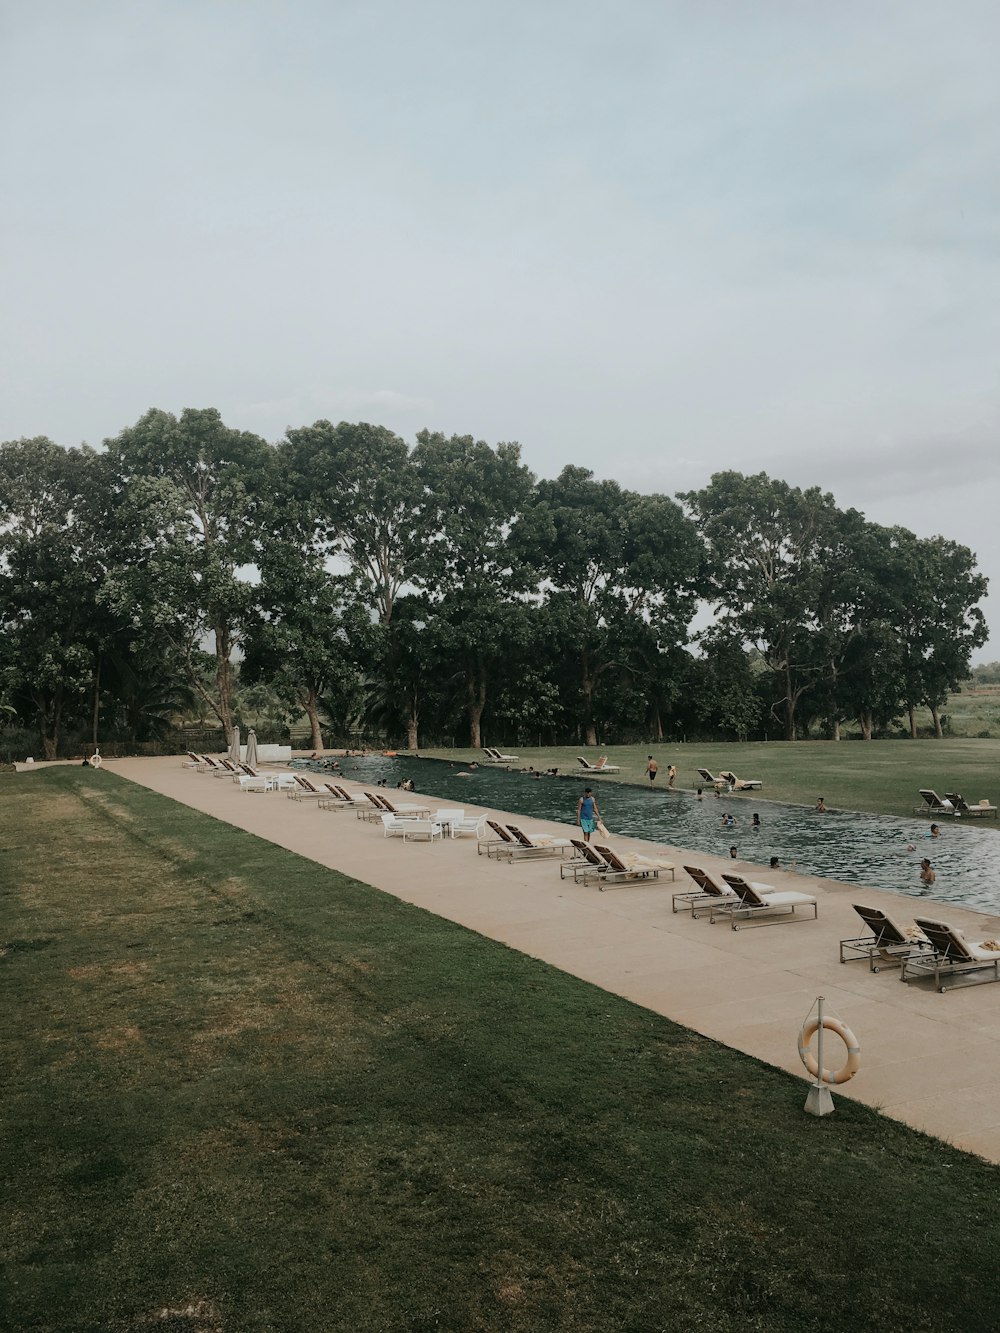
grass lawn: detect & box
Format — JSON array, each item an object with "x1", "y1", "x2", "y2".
[
  {"x1": 3, "y1": 768, "x2": 999, "y2": 1333},
  {"x1": 422, "y1": 739, "x2": 1000, "y2": 819}
]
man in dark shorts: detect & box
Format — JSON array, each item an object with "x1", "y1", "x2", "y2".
[{"x1": 646, "y1": 756, "x2": 658, "y2": 784}]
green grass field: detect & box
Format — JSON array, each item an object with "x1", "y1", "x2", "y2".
[
  {"x1": 3, "y1": 768, "x2": 1000, "y2": 1332},
  {"x1": 422, "y1": 738, "x2": 1000, "y2": 819}
]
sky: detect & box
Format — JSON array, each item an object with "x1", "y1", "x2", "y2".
[{"x1": 2, "y1": 1, "x2": 999, "y2": 655}]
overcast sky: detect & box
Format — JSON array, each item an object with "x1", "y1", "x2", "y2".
[{"x1": 3, "y1": 2, "x2": 998, "y2": 655}]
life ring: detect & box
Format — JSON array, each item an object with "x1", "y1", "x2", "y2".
[
  {"x1": 382, "y1": 751, "x2": 397, "y2": 757},
  {"x1": 797, "y1": 1016, "x2": 860, "y2": 1085},
  {"x1": 90, "y1": 751, "x2": 103, "y2": 769}
]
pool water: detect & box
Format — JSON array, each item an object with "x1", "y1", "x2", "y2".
[{"x1": 305, "y1": 757, "x2": 1000, "y2": 915}]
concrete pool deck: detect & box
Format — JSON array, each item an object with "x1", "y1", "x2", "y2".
[{"x1": 93, "y1": 757, "x2": 1000, "y2": 1162}]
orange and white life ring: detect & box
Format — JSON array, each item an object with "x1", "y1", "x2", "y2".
[{"x1": 797, "y1": 1016, "x2": 860, "y2": 1085}]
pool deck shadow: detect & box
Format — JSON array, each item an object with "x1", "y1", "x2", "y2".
[{"x1": 103, "y1": 756, "x2": 1000, "y2": 1164}]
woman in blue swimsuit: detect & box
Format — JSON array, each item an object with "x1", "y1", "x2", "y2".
[{"x1": 577, "y1": 787, "x2": 600, "y2": 842}]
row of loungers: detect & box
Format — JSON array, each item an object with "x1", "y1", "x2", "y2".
[
  {"x1": 914, "y1": 789, "x2": 998, "y2": 818},
  {"x1": 672, "y1": 865, "x2": 818, "y2": 929},
  {"x1": 186, "y1": 758, "x2": 999, "y2": 990},
  {"x1": 840, "y1": 903, "x2": 1000, "y2": 991}
]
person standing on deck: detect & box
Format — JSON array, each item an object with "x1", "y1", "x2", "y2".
[
  {"x1": 667, "y1": 764, "x2": 677, "y2": 788},
  {"x1": 577, "y1": 787, "x2": 600, "y2": 843},
  {"x1": 646, "y1": 756, "x2": 658, "y2": 784}
]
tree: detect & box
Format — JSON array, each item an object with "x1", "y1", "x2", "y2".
[
  {"x1": 0, "y1": 438, "x2": 109, "y2": 757},
  {"x1": 523, "y1": 467, "x2": 702, "y2": 745},
  {"x1": 280, "y1": 421, "x2": 425, "y2": 625},
  {"x1": 411, "y1": 431, "x2": 536, "y2": 748},
  {"x1": 102, "y1": 408, "x2": 273, "y2": 740},
  {"x1": 892, "y1": 533, "x2": 988, "y2": 737},
  {"x1": 679, "y1": 472, "x2": 845, "y2": 741}
]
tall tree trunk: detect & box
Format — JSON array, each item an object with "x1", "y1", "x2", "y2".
[
  {"x1": 581, "y1": 651, "x2": 597, "y2": 747},
  {"x1": 908, "y1": 705, "x2": 917, "y2": 739},
  {"x1": 930, "y1": 704, "x2": 943, "y2": 738},
  {"x1": 466, "y1": 672, "x2": 487, "y2": 750},
  {"x1": 406, "y1": 696, "x2": 418, "y2": 751},
  {"x1": 860, "y1": 710, "x2": 873, "y2": 741},
  {"x1": 652, "y1": 705, "x2": 663, "y2": 741},
  {"x1": 215, "y1": 620, "x2": 235, "y2": 740},
  {"x1": 91, "y1": 654, "x2": 102, "y2": 746},
  {"x1": 783, "y1": 668, "x2": 796, "y2": 742},
  {"x1": 36, "y1": 689, "x2": 61, "y2": 760},
  {"x1": 303, "y1": 688, "x2": 324, "y2": 751},
  {"x1": 832, "y1": 718, "x2": 840, "y2": 741}
]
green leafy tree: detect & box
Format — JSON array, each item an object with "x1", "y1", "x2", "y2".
[
  {"x1": 280, "y1": 421, "x2": 425, "y2": 625},
  {"x1": 102, "y1": 408, "x2": 273, "y2": 740},
  {"x1": 523, "y1": 467, "x2": 702, "y2": 746},
  {"x1": 680, "y1": 472, "x2": 845, "y2": 741},
  {"x1": 0, "y1": 438, "x2": 109, "y2": 757},
  {"x1": 411, "y1": 431, "x2": 536, "y2": 748}
]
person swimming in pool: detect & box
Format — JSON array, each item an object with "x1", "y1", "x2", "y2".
[{"x1": 577, "y1": 787, "x2": 600, "y2": 843}]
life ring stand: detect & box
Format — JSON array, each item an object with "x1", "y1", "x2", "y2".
[
  {"x1": 798, "y1": 1015, "x2": 860, "y2": 1085},
  {"x1": 90, "y1": 749, "x2": 103, "y2": 769}
]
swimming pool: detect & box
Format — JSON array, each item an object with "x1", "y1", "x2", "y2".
[{"x1": 305, "y1": 756, "x2": 1000, "y2": 914}]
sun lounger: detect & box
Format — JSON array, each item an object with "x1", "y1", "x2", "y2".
[
  {"x1": 718, "y1": 874, "x2": 817, "y2": 928},
  {"x1": 497, "y1": 825, "x2": 573, "y2": 860},
  {"x1": 287, "y1": 775, "x2": 330, "y2": 800},
  {"x1": 381, "y1": 796, "x2": 431, "y2": 815},
  {"x1": 183, "y1": 751, "x2": 205, "y2": 768},
  {"x1": 317, "y1": 784, "x2": 367, "y2": 810},
  {"x1": 673, "y1": 865, "x2": 776, "y2": 916},
  {"x1": 482, "y1": 747, "x2": 519, "y2": 763},
  {"x1": 902, "y1": 918, "x2": 1000, "y2": 991},
  {"x1": 317, "y1": 784, "x2": 353, "y2": 809},
  {"x1": 356, "y1": 792, "x2": 390, "y2": 820},
  {"x1": 560, "y1": 839, "x2": 608, "y2": 882},
  {"x1": 913, "y1": 789, "x2": 956, "y2": 816},
  {"x1": 696, "y1": 767, "x2": 724, "y2": 788},
  {"x1": 718, "y1": 770, "x2": 763, "y2": 792},
  {"x1": 593, "y1": 845, "x2": 674, "y2": 888},
  {"x1": 951, "y1": 796, "x2": 998, "y2": 819},
  {"x1": 839, "y1": 905, "x2": 929, "y2": 972},
  {"x1": 478, "y1": 820, "x2": 517, "y2": 857},
  {"x1": 576, "y1": 756, "x2": 622, "y2": 773}
]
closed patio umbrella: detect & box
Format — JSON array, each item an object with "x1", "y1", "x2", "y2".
[
  {"x1": 245, "y1": 729, "x2": 258, "y2": 770},
  {"x1": 228, "y1": 724, "x2": 241, "y2": 765}
]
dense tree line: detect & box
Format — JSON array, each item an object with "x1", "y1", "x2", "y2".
[{"x1": 0, "y1": 409, "x2": 989, "y2": 757}]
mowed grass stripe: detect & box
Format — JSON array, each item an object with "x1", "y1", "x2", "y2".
[{"x1": 1, "y1": 769, "x2": 998, "y2": 1333}]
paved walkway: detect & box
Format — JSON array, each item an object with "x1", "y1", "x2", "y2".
[{"x1": 90, "y1": 758, "x2": 1000, "y2": 1161}]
